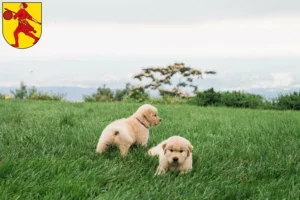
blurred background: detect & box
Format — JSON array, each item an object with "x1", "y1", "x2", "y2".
[{"x1": 0, "y1": 0, "x2": 299, "y2": 101}]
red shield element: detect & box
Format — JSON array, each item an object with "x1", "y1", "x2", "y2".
[{"x1": 3, "y1": 10, "x2": 13, "y2": 20}]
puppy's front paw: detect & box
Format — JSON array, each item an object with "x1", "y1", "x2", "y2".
[
  {"x1": 155, "y1": 166, "x2": 166, "y2": 175},
  {"x1": 179, "y1": 169, "x2": 191, "y2": 175},
  {"x1": 147, "y1": 147, "x2": 158, "y2": 157},
  {"x1": 147, "y1": 149, "x2": 153, "y2": 156},
  {"x1": 141, "y1": 142, "x2": 148, "y2": 147}
]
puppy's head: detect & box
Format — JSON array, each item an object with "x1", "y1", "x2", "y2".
[
  {"x1": 162, "y1": 136, "x2": 193, "y2": 165},
  {"x1": 135, "y1": 104, "x2": 161, "y2": 127}
]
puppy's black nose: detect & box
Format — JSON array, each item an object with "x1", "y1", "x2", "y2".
[
  {"x1": 173, "y1": 157, "x2": 178, "y2": 162},
  {"x1": 160, "y1": 118, "x2": 162, "y2": 122}
]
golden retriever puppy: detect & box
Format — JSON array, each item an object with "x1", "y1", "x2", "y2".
[
  {"x1": 148, "y1": 136, "x2": 193, "y2": 175},
  {"x1": 96, "y1": 104, "x2": 161, "y2": 156}
]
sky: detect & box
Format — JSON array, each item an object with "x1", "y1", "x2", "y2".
[{"x1": 1, "y1": 0, "x2": 300, "y2": 99}]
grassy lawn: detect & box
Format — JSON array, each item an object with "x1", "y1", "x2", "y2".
[{"x1": 0, "y1": 100, "x2": 300, "y2": 199}]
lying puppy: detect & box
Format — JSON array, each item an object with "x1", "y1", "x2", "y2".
[
  {"x1": 96, "y1": 104, "x2": 161, "y2": 156},
  {"x1": 148, "y1": 136, "x2": 193, "y2": 175}
]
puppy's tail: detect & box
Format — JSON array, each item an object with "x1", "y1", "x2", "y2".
[{"x1": 98, "y1": 125, "x2": 132, "y2": 145}]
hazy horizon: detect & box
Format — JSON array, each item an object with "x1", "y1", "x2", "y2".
[{"x1": 1, "y1": 0, "x2": 299, "y2": 98}]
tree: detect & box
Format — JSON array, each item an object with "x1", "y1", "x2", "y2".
[
  {"x1": 0, "y1": 92, "x2": 5, "y2": 100},
  {"x1": 11, "y1": 81, "x2": 28, "y2": 99},
  {"x1": 83, "y1": 84, "x2": 114, "y2": 102},
  {"x1": 84, "y1": 83, "x2": 135, "y2": 102},
  {"x1": 28, "y1": 86, "x2": 38, "y2": 98},
  {"x1": 114, "y1": 83, "x2": 131, "y2": 101},
  {"x1": 125, "y1": 86, "x2": 150, "y2": 103},
  {"x1": 133, "y1": 63, "x2": 216, "y2": 98},
  {"x1": 10, "y1": 82, "x2": 65, "y2": 101},
  {"x1": 27, "y1": 86, "x2": 65, "y2": 101}
]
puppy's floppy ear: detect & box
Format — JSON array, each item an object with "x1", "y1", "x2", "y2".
[
  {"x1": 143, "y1": 109, "x2": 152, "y2": 122},
  {"x1": 187, "y1": 144, "x2": 194, "y2": 157},
  {"x1": 188, "y1": 144, "x2": 194, "y2": 152},
  {"x1": 162, "y1": 143, "x2": 167, "y2": 154}
]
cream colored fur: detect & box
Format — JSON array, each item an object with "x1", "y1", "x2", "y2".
[
  {"x1": 96, "y1": 104, "x2": 161, "y2": 156},
  {"x1": 148, "y1": 136, "x2": 193, "y2": 175}
]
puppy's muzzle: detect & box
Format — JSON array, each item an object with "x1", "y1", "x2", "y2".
[{"x1": 173, "y1": 157, "x2": 178, "y2": 162}]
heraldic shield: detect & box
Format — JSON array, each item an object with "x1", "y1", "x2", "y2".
[{"x1": 2, "y1": 2, "x2": 42, "y2": 49}]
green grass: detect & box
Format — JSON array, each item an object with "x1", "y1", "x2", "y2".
[{"x1": 0, "y1": 100, "x2": 300, "y2": 200}]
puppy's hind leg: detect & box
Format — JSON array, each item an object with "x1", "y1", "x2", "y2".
[
  {"x1": 115, "y1": 129, "x2": 134, "y2": 156},
  {"x1": 96, "y1": 142, "x2": 108, "y2": 154},
  {"x1": 96, "y1": 128, "x2": 115, "y2": 154},
  {"x1": 119, "y1": 144, "x2": 131, "y2": 156}
]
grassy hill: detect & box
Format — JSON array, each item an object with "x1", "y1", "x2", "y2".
[{"x1": 0, "y1": 100, "x2": 299, "y2": 199}]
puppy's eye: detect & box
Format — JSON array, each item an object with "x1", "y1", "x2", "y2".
[
  {"x1": 170, "y1": 149, "x2": 174, "y2": 152},
  {"x1": 180, "y1": 150, "x2": 183, "y2": 153},
  {"x1": 154, "y1": 114, "x2": 157, "y2": 117}
]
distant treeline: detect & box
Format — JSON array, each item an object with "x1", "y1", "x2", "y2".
[
  {"x1": 2, "y1": 62, "x2": 300, "y2": 111},
  {"x1": 2, "y1": 82, "x2": 300, "y2": 111},
  {"x1": 189, "y1": 88, "x2": 300, "y2": 111},
  {"x1": 83, "y1": 85, "x2": 300, "y2": 111},
  {"x1": 1, "y1": 82, "x2": 65, "y2": 101}
]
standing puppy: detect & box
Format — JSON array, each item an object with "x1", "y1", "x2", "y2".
[
  {"x1": 96, "y1": 104, "x2": 161, "y2": 156},
  {"x1": 148, "y1": 136, "x2": 193, "y2": 175}
]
